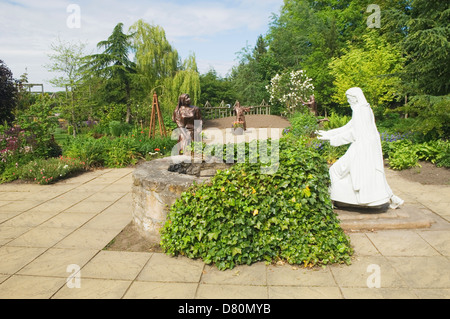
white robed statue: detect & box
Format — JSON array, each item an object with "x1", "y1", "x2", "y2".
[{"x1": 316, "y1": 87, "x2": 404, "y2": 209}]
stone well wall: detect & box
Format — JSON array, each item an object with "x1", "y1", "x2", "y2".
[{"x1": 131, "y1": 156, "x2": 231, "y2": 243}]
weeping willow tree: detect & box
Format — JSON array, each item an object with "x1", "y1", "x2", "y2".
[
  {"x1": 130, "y1": 20, "x2": 177, "y2": 114},
  {"x1": 166, "y1": 53, "x2": 201, "y2": 109},
  {"x1": 129, "y1": 20, "x2": 200, "y2": 115}
]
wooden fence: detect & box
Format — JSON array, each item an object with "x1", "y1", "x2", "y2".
[{"x1": 201, "y1": 100, "x2": 271, "y2": 120}]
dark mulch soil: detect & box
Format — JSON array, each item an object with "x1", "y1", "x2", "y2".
[
  {"x1": 203, "y1": 115, "x2": 291, "y2": 130},
  {"x1": 393, "y1": 161, "x2": 450, "y2": 186}
]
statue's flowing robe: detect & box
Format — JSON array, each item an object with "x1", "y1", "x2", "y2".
[{"x1": 323, "y1": 88, "x2": 403, "y2": 208}]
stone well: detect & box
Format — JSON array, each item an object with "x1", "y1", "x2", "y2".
[{"x1": 131, "y1": 155, "x2": 232, "y2": 243}]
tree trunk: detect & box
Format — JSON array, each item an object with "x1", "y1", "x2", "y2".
[
  {"x1": 125, "y1": 83, "x2": 131, "y2": 124},
  {"x1": 71, "y1": 88, "x2": 76, "y2": 137},
  {"x1": 404, "y1": 95, "x2": 409, "y2": 119}
]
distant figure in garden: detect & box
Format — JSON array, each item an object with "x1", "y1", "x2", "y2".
[
  {"x1": 172, "y1": 93, "x2": 202, "y2": 155},
  {"x1": 233, "y1": 101, "x2": 252, "y2": 131},
  {"x1": 316, "y1": 87, "x2": 404, "y2": 209},
  {"x1": 300, "y1": 95, "x2": 318, "y2": 116}
]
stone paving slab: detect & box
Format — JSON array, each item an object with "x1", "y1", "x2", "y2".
[
  {"x1": 137, "y1": 253, "x2": 205, "y2": 283},
  {"x1": 0, "y1": 275, "x2": 67, "y2": 299},
  {"x1": 80, "y1": 251, "x2": 152, "y2": 281},
  {"x1": 268, "y1": 286, "x2": 343, "y2": 299},
  {"x1": 17, "y1": 248, "x2": 99, "y2": 277},
  {"x1": 0, "y1": 167, "x2": 449, "y2": 299},
  {"x1": 52, "y1": 278, "x2": 132, "y2": 299},
  {"x1": 340, "y1": 287, "x2": 419, "y2": 299},
  {"x1": 123, "y1": 282, "x2": 198, "y2": 299},
  {"x1": 195, "y1": 284, "x2": 268, "y2": 299},
  {"x1": 54, "y1": 228, "x2": 121, "y2": 250}
]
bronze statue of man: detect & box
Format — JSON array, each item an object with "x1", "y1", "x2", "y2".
[
  {"x1": 233, "y1": 101, "x2": 252, "y2": 131},
  {"x1": 172, "y1": 93, "x2": 202, "y2": 155},
  {"x1": 300, "y1": 95, "x2": 318, "y2": 116}
]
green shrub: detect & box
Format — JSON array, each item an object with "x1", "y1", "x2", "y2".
[
  {"x1": 15, "y1": 95, "x2": 59, "y2": 158},
  {"x1": 18, "y1": 156, "x2": 85, "y2": 185},
  {"x1": 62, "y1": 134, "x2": 177, "y2": 168},
  {"x1": 413, "y1": 141, "x2": 441, "y2": 163},
  {"x1": 108, "y1": 121, "x2": 123, "y2": 137},
  {"x1": 314, "y1": 141, "x2": 349, "y2": 165},
  {"x1": 63, "y1": 136, "x2": 108, "y2": 167},
  {"x1": 107, "y1": 121, "x2": 133, "y2": 137},
  {"x1": 288, "y1": 111, "x2": 318, "y2": 137},
  {"x1": 323, "y1": 113, "x2": 351, "y2": 130},
  {"x1": 104, "y1": 138, "x2": 139, "y2": 168},
  {"x1": 0, "y1": 125, "x2": 35, "y2": 183},
  {"x1": 160, "y1": 136, "x2": 353, "y2": 270},
  {"x1": 135, "y1": 136, "x2": 177, "y2": 158},
  {"x1": 435, "y1": 140, "x2": 450, "y2": 168},
  {"x1": 388, "y1": 145, "x2": 420, "y2": 170},
  {"x1": 0, "y1": 163, "x2": 21, "y2": 183},
  {"x1": 382, "y1": 139, "x2": 412, "y2": 159},
  {"x1": 382, "y1": 138, "x2": 449, "y2": 170}
]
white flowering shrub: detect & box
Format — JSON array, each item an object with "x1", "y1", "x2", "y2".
[{"x1": 266, "y1": 70, "x2": 315, "y2": 115}]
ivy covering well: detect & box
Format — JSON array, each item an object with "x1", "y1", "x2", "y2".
[{"x1": 160, "y1": 136, "x2": 353, "y2": 270}]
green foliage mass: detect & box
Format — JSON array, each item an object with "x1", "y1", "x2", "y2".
[
  {"x1": 381, "y1": 139, "x2": 450, "y2": 170},
  {"x1": 0, "y1": 59, "x2": 17, "y2": 125},
  {"x1": 401, "y1": 0, "x2": 450, "y2": 96},
  {"x1": 199, "y1": 69, "x2": 237, "y2": 106},
  {"x1": 288, "y1": 111, "x2": 319, "y2": 137},
  {"x1": 329, "y1": 32, "x2": 405, "y2": 108},
  {"x1": 323, "y1": 113, "x2": 351, "y2": 130},
  {"x1": 401, "y1": 95, "x2": 450, "y2": 140},
  {"x1": 160, "y1": 136, "x2": 353, "y2": 270},
  {"x1": 62, "y1": 134, "x2": 176, "y2": 168}
]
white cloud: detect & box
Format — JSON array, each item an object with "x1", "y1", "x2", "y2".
[
  {"x1": 0, "y1": 0, "x2": 283, "y2": 89},
  {"x1": 139, "y1": 0, "x2": 280, "y2": 40}
]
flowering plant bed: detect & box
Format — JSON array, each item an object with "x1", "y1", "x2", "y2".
[{"x1": 17, "y1": 156, "x2": 85, "y2": 185}]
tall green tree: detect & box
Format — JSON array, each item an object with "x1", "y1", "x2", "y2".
[
  {"x1": 45, "y1": 38, "x2": 88, "y2": 135},
  {"x1": 266, "y1": 0, "x2": 386, "y2": 113},
  {"x1": 199, "y1": 69, "x2": 236, "y2": 106},
  {"x1": 129, "y1": 21, "x2": 179, "y2": 89},
  {"x1": 329, "y1": 31, "x2": 405, "y2": 108},
  {"x1": 83, "y1": 23, "x2": 137, "y2": 123},
  {"x1": 0, "y1": 60, "x2": 17, "y2": 125},
  {"x1": 402, "y1": 0, "x2": 450, "y2": 96},
  {"x1": 167, "y1": 53, "x2": 201, "y2": 108},
  {"x1": 230, "y1": 36, "x2": 278, "y2": 106},
  {"x1": 46, "y1": 38, "x2": 88, "y2": 91},
  {"x1": 129, "y1": 20, "x2": 184, "y2": 115}
]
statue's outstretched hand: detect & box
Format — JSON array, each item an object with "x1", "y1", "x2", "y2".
[{"x1": 315, "y1": 130, "x2": 329, "y2": 141}]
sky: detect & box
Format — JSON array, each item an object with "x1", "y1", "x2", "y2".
[{"x1": 0, "y1": 0, "x2": 284, "y2": 92}]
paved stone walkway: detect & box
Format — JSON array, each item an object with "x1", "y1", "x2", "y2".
[{"x1": 0, "y1": 167, "x2": 448, "y2": 299}]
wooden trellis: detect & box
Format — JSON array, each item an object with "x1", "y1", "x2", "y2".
[{"x1": 148, "y1": 92, "x2": 167, "y2": 138}]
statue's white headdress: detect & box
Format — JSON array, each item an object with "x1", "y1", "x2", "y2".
[{"x1": 346, "y1": 87, "x2": 369, "y2": 109}]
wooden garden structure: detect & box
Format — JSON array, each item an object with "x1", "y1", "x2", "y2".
[{"x1": 201, "y1": 100, "x2": 271, "y2": 120}]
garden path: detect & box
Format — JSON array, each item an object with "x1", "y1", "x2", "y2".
[{"x1": 0, "y1": 164, "x2": 449, "y2": 299}]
